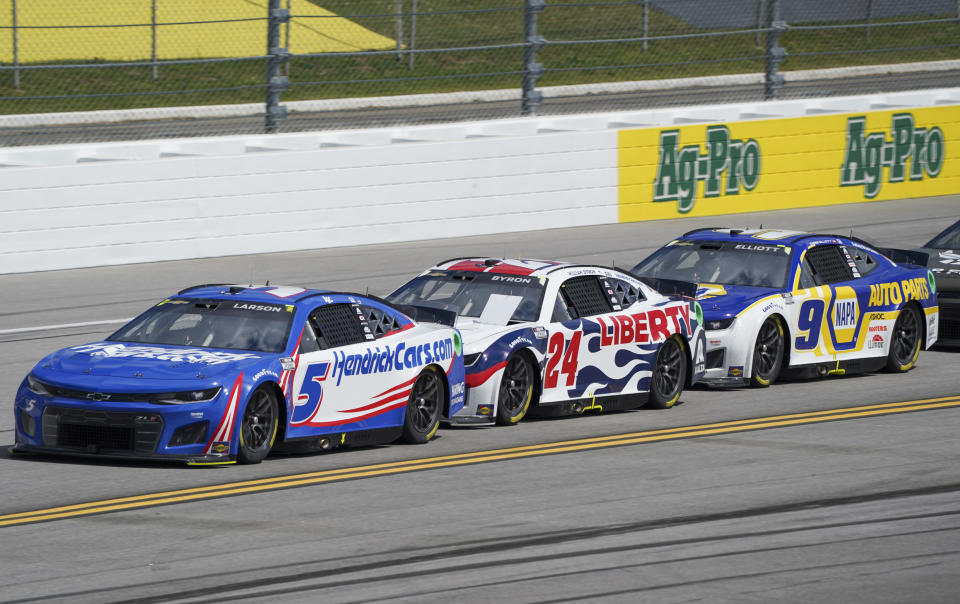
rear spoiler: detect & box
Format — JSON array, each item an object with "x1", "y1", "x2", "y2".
[
  {"x1": 635, "y1": 276, "x2": 699, "y2": 299},
  {"x1": 395, "y1": 304, "x2": 458, "y2": 328},
  {"x1": 879, "y1": 248, "x2": 929, "y2": 267}
]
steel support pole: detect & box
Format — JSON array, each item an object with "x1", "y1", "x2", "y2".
[
  {"x1": 151, "y1": 0, "x2": 158, "y2": 80},
  {"x1": 522, "y1": 0, "x2": 545, "y2": 116},
  {"x1": 396, "y1": 0, "x2": 404, "y2": 61},
  {"x1": 12, "y1": 0, "x2": 20, "y2": 88},
  {"x1": 265, "y1": 0, "x2": 290, "y2": 134},
  {"x1": 642, "y1": 0, "x2": 649, "y2": 52},
  {"x1": 408, "y1": 0, "x2": 418, "y2": 70},
  {"x1": 764, "y1": 0, "x2": 785, "y2": 100},
  {"x1": 866, "y1": 0, "x2": 874, "y2": 41}
]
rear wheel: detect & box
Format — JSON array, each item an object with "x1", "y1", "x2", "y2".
[
  {"x1": 496, "y1": 353, "x2": 535, "y2": 426},
  {"x1": 886, "y1": 304, "x2": 922, "y2": 372},
  {"x1": 402, "y1": 367, "x2": 443, "y2": 444},
  {"x1": 237, "y1": 387, "x2": 279, "y2": 465},
  {"x1": 750, "y1": 317, "x2": 784, "y2": 388},
  {"x1": 649, "y1": 336, "x2": 686, "y2": 409}
]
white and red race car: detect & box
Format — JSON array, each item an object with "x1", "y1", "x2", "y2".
[{"x1": 388, "y1": 258, "x2": 705, "y2": 425}]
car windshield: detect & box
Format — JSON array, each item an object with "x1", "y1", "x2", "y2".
[
  {"x1": 109, "y1": 298, "x2": 294, "y2": 353},
  {"x1": 633, "y1": 240, "x2": 792, "y2": 289},
  {"x1": 388, "y1": 271, "x2": 546, "y2": 325},
  {"x1": 926, "y1": 221, "x2": 960, "y2": 249}
]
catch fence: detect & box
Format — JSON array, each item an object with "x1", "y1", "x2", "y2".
[{"x1": 1, "y1": 0, "x2": 958, "y2": 145}]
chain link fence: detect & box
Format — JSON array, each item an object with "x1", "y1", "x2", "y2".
[{"x1": 2, "y1": 0, "x2": 959, "y2": 145}]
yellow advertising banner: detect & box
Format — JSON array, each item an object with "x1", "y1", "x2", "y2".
[{"x1": 619, "y1": 105, "x2": 960, "y2": 222}]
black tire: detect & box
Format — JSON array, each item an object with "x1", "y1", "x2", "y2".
[
  {"x1": 750, "y1": 317, "x2": 784, "y2": 388},
  {"x1": 886, "y1": 304, "x2": 922, "y2": 372},
  {"x1": 496, "y1": 353, "x2": 535, "y2": 426},
  {"x1": 401, "y1": 367, "x2": 444, "y2": 444},
  {"x1": 237, "y1": 386, "x2": 279, "y2": 465},
  {"x1": 649, "y1": 336, "x2": 686, "y2": 409}
]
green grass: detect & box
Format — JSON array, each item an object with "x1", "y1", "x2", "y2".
[{"x1": 1, "y1": 1, "x2": 958, "y2": 115}]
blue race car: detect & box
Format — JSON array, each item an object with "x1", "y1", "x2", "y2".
[
  {"x1": 13, "y1": 285, "x2": 465, "y2": 465},
  {"x1": 633, "y1": 229, "x2": 939, "y2": 387}
]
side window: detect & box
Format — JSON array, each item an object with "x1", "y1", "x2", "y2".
[
  {"x1": 604, "y1": 278, "x2": 644, "y2": 309},
  {"x1": 359, "y1": 304, "x2": 404, "y2": 339},
  {"x1": 299, "y1": 322, "x2": 321, "y2": 353},
  {"x1": 795, "y1": 263, "x2": 817, "y2": 290},
  {"x1": 309, "y1": 303, "x2": 367, "y2": 349},
  {"x1": 842, "y1": 245, "x2": 878, "y2": 278},
  {"x1": 804, "y1": 244, "x2": 854, "y2": 285},
  {"x1": 555, "y1": 276, "x2": 613, "y2": 320}
]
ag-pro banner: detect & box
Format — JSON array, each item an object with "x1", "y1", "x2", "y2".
[{"x1": 618, "y1": 105, "x2": 960, "y2": 222}]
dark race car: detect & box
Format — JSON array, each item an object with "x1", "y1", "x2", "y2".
[
  {"x1": 914, "y1": 218, "x2": 960, "y2": 346},
  {"x1": 633, "y1": 228, "x2": 938, "y2": 387},
  {"x1": 14, "y1": 285, "x2": 465, "y2": 465}
]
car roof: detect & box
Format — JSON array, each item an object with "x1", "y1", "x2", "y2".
[
  {"x1": 432, "y1": 258, "x2": 573, "y2": 277},
  {"x1": 678, "y1": 228, "x2": 859, "y2": 248}
]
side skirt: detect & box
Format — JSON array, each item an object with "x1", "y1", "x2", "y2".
[
  {"x1": 274, "y1": 426, "x2": 404, "y2": 454},
  {"x1": 529, "y1": 392, "x2": 649, "y2": 418},
  {"x1": 782, "y1": 356, "x2": 887, "y2": 380}
]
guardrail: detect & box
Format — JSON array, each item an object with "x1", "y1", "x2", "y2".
[{"x1": 1, "y1": 87, "x2": 958, "y2": 275}]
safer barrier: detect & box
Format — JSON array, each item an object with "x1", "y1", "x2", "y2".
[{"x1": 1, "y1": 88, "x2": 958, "y2": 275}]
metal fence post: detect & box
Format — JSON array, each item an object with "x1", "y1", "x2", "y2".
[
  {"x1": 151, "y1": 0, "x2": 159, "y2": 81},
  {"x1": 763, "y1": 0, "x2": 785, "y2": 100},
  {"x1": 642, "y1": 0, "x2": 649, "y2": 52},
  {"x1": 522, "y1": 0, "x2": 545, "y2": 116},
  {"x1": 755, "y1": 0, "x2": 766, "y2": 47},
  {"x1": 866, "y1": 0, "x2": 874, "y2": 41},
  {"x1": 12, "y1": 0, "x2": 20, "y2": 89},
  {"x1": 408, "y1": 0, "x2": 418, "y2": 70},
  {"x1": 265, "y1": 0, "x2": 291, "y2": 134},
  {"x1": 396, "y1": 0, "x2": 404, "y2": 61}
]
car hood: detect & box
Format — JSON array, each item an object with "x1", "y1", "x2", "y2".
[
  {"x1": 696, "y1": 283, "x2": 779, "y2": 319},
  {"x1": 455, "y1": 319, "x2": 531, "y2": 352},
  {"x1": 919, "y1": 248, "x2": 960, "y2": 291},
  {"x1": 35, "y1": 341, "x2": 268, "y2": 384}
]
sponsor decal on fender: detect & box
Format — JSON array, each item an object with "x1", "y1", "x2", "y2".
[
  {"x1": 330, "y1": 339, "x2": 455, "y2": 386},
  {"x1": 595, "y1": 304, "x2": 691, "y2": 347},
  {"x1": 868, "y1": 277, "x2": 931, "y2": 307}
]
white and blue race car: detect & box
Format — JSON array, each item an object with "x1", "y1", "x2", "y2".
[
  {"x1": 633, "y1": 229, "x2": 939, "y2": 387},
  {"x1": 388, "y1": 258, "x2": 705, "y2": 425},
  {"x1": 14, "y1": 285, "x2": 465, "y2": 465}
]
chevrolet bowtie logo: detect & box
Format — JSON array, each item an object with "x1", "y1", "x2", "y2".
[{"x1": 85, "y1": 392, "x2": 111, "y2": 401}]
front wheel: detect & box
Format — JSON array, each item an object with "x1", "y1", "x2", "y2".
[
  {"x1": 237, "y1": 387, "x2": 279, "y2": 465},
  {"x1": 750, "y1": 317, "x2": 784, "y2": 388},
  {"x1": 402, "y1": 367, "x2": 444, "y2": 444},
  {"x1": 496, "y1": 354, "x2": 535, "y2": 426},
  {"x1": 886, "y1": 305, "x2": 922, "y2": 372},
  {"x1": 649, "y1": 336, "x2": 686, "y2": 409}
]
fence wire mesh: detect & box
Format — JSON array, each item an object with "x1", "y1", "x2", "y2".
[{"x1": 1, "y1": 0, "x2": 959, "y2": 146}]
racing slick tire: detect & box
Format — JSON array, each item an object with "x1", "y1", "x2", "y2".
[
  {"x1": 401, "y1": 366, "x2": 444, "y2": 444},
  {"x1": 496, "y1": 353, "x2": 535, "y2": 426},
  {"x1": 649, "y1": 336, "x2": 686, "y2": 409},
  {"x1": 885, "y1": 304, "x2": 922, "y2": 373},
  {"x1": 750, "y1": 317, "x2": 784, "y2": 388},
  {"x1": 237, "y1": 386, "x2": 280, "y2": 465}
]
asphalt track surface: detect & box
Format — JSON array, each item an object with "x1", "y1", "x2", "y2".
[
  {"x1": 1, "y1": 196, "x2": 959, "y2": 602},
  {"x1": 4, "y1": 69, "x2": 959, "y2": 146}
]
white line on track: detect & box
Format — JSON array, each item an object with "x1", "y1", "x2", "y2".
[{"x1": 0, "y1": 318, "x2": 132, "y2": 336}]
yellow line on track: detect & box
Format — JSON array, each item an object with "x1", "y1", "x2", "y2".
[{"x1": 3, "y1": 395, "x2": 959, "y2": 527}]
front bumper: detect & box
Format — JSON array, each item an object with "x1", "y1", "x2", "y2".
[
  {"x1": 700, "y1": 327, "x2": 752, "y2": 386},
  {"x1": 14, "y1": 383, "x2": 232, "y2": 464}
]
